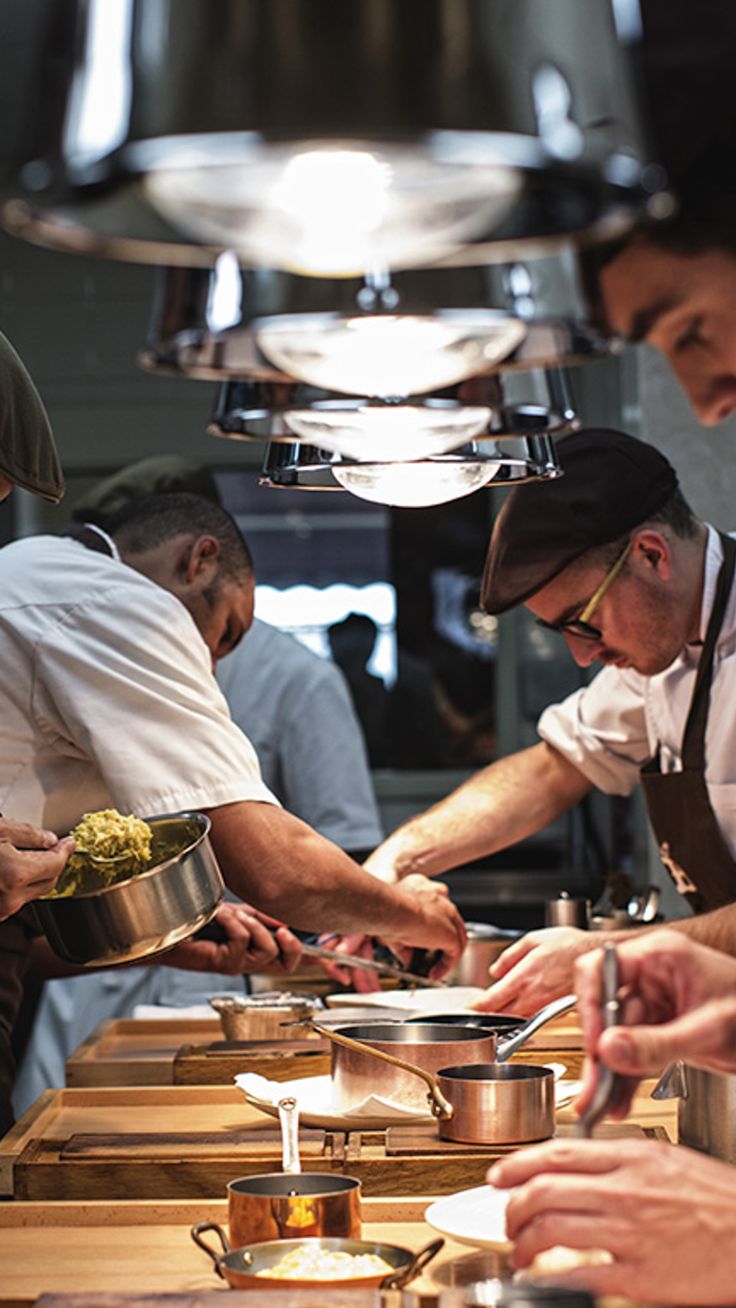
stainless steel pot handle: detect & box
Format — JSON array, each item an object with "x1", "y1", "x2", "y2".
[
  {"x1": 651, "y1": 1059, "x2": 689, "y2": 1100},
  {"x1": 278, "y1": 1095, "x2": 302, "y2": 1173},
  {"x1": 381, "y1": 1238, "x2": 445, "y2": 1289},
  {"x1": 496, "y1": 993, "x2": 577, "y2": 1061}
]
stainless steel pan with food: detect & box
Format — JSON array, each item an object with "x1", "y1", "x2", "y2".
[
  {"x1": 315, "y1": 1022, "x2": 559, "y2": 1144},
  {"x1": 33, "y1": 811, "x2": 224, "y2": 966},
  {"x1": 190, "y1": 1226, "x2": 444, "y2": 1290}
]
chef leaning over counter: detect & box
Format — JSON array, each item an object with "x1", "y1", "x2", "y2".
[
  {"x1": 357, "y1": 428, "x2": 736, "y2": 1012},
  {"x1": 0, "y1": 490, "x2": 465, "y2": 1130}
]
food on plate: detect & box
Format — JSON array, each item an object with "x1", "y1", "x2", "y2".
[
  {"x1": 254, "y1": 1246, "x2": 394, "y2": 1280},
  {"x1": 50, "y1": 808, "x2": 154, "y2": 897}
]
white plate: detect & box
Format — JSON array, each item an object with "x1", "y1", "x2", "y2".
[
  {"x1": 235, "y1": 1072, "x2": 433, "y2": 1131},
  {"x1": 325, "y1": 985, "x2": 486, "y2": 1013},
  {"x1": 425, "y1": 1184, "x2": 512, "y2": 1251}
]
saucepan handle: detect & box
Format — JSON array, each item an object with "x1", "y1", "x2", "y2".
[
  {"x1": 496, "y1": 993, "x2": 577, "y2": 1061},
  {"x1": 190, "y1": 1221, "x2": 231, "y2": 1278},
  {"x1": 382, "y1": 1238, "x2": 445, "y2": 1288}
]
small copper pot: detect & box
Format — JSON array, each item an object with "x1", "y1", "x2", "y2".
[{"x1": 228, "y1": 1172, "x2": 362, "y2": 1245}]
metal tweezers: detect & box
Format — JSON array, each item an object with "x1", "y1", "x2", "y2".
[
  {"x1": 576, "y1": 941, "x2": 623, "y2": 1138},
  {"x1": 298, "y1": 941, "x2": 448, "y2": 988}
]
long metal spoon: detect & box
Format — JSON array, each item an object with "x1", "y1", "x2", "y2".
[{"x1": 576, "y1": 942, "x2": 623, "y2": 1137}]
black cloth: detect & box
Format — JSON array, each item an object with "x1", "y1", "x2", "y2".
[
  {"x1": 0, "y1": 908, "x2": 41, "y2": 1136},
  {"x1": 641, "y1": 533, "x2": 736, "y2": 913}
]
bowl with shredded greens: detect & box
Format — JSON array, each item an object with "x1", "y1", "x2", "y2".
[{"x1": 34, "y1": 809, "x2": 224, "y2": 965}]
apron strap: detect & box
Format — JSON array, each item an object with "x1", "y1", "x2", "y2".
[{"x1": 681, "y1": 532, "x2": 736, "y2": 770}]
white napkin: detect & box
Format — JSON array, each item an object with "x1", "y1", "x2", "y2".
[
  {"x1": 132, "y1": 1003, "x2": 216, "y2": 1019},
  {"x1": 235, "y1": 1072, "x2": 431, "y2": 1120}
]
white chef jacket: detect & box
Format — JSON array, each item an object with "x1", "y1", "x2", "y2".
[
  {"x1": 1, "y1": 533, "x2": 280, "y2": 1116},
  {"x1": 0, "y1": 534, "x2": 278, "y2": 828},
  {"x1": 216, "y1": 618, "x2": 383, "y2": 852},
  {"x1": 538, "y1": 525, "x2": 736, "y2": 858}
]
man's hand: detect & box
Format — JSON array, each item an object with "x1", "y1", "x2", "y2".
[
  {"x1": 575, "y1": 930, "x2": 736, "y2": 1118},
  {"x1": 0, "y1": 819, "x2": 75, "y2": 920},
  {"x1": 378, "y1": 874, "x2": 467, "y2": 977},
  {"x1": 314, "y1": 933, "x2": 383, "y2": 993},
  {"x1": 162, "y1": 902, "x2": 302, "y2": 975},
  {"x1": 472, "y1": 926, "x2": 592, "y2": 1015},
  {"x1": 488, "y1": 1138, "x2": 736, "y2": 1305}
]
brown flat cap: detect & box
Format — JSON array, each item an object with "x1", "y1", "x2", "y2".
[
  {"x1": 481, "y1": 428, "x2": 679, "y2": 615},
  {"x1": 0, "y1": 332, "x2": 64, "y2": 502}
]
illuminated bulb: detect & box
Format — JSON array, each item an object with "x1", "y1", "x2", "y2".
[
  {"x1": 332, "y1": 459, "x2": 500, "y2": 507},
  {"x1": 284, "y1": 403, "x2": 492, "y2": 461},
  {"x1": 143, "y1": 141, "x2": 521, "y2": 276},
  {"x1": 256, "y1": 312, "x2": 526, "y2": 396}
]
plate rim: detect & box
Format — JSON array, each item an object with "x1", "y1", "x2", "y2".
[{"x1": 424, "y1": 1183, "x2": 513, "y2": 1251}]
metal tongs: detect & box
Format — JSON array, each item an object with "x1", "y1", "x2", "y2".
[{"x1": 576, "y1": 941, "x2": 624, "y2": 1138}]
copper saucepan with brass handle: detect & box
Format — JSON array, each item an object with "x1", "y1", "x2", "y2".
[{"x1": 314, "y1": 1022, "x2": 556, "y2": 1145}]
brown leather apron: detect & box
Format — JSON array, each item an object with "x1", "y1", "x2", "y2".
[{"x1": 640, "y1": 532, "x2": 736, "y2": 914}]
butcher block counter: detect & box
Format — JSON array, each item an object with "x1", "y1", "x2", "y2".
[{"x1": 0, "y1": 1195, "x2": 664, "y2": 1308}]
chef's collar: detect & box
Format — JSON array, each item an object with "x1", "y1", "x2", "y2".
[
  {"x1": 690, "y1": 525, "x2": 729, "y2": 647},
  {"x1": 67, "y1": 521, "x2": 120, "y2": 561},
  {"x1": 0, "y1": 332, "x2": 64, "y2": 503}
]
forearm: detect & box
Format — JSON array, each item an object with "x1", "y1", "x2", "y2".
[
  {"x1": 366, "y1": 742, "x2": 593, "y2": 881},
  {"x1": 207, "y1": 801, "x2": 442, "y2": 938},
  {"x1": 667, "y1": 903, "x2": 736, "y2": 957}
]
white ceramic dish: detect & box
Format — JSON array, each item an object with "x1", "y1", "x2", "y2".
[
  {"x1": 324, "y1": 985, "x2": 486, "y2": 1013},
  {"x1": 425, "y1": 1184, "x2": 512, "y2": 1250},
  {"x1": 235, "y1": 1072, "x2": 434, "y2": 1130}
]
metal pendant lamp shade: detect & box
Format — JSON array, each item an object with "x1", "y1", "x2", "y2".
[
  {"x1": 5, "y1": 0, "x2": 672, "y2": 272},
  {"x1": 138, "y1": 253, "x2": 617, "y2": 401},
  {"x1": 258, "y1": 434, "x2": 563, "y2": 506},
  {"x1": 209, "y1": 368, "x2": 578, "y2": 464}
]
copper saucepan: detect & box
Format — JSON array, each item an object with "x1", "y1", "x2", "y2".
[
  {"x1": 320, "y1": 995, "x2": 574, "y2": 1114},
  {"x1": 315, "y1": 1026, "x2": 556, "y2": 1144},
  {"x1": 190, "y1": 1226, "x2": 444, "y2": 1290},
  {"x1": 228, "y1": 1095, "x2": 361, "y2": 1245}
]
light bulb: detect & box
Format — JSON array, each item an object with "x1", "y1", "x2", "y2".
[
  {"x1": 255, "y1": 312, "x2": 526, "y2": 396},
  {"x1": 332, "y1": 459, "x2": 500, "y2": 507},
  {"x1": 284, "y1": 403, "x2": 492, "y2": 462},
  {"x1": 142, "y1": 140, "x2": 521, "y2": 276}
]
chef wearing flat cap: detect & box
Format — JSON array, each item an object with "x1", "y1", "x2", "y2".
[{"x1": 362, "y1": 426, "x2": 736, "y2": 1012}]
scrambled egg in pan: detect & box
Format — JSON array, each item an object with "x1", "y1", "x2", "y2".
[
  {"x1": 51, "y1": 808, "x2": 154, "y2": 897},
  {"x1": 254, "y1": 1247, "x2": 394, "y2": 1281}
]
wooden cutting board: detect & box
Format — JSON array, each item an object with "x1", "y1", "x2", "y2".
[
  {"x1": 172, "y1": 1040, "x2": 331, "y2": 1084},
  {"x1": 11, "y1": 1118, "x2": 669, "y2": 1201},
  {"x1": 66, "y1": 1019, "x2": 223, "y2": 1087}
]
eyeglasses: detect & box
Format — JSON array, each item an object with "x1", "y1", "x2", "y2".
[{"x1": 535, "y1": 538, "x2": 634, "y2": 641}]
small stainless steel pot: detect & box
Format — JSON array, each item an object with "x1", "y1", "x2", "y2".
[
  {"x1": 443, "y1": 923, "x2": 521, "y2": 986},
  {"x1": 662, "y1": 1065, "x2": 736, "y2": 1164},
  {"x1": 209, "y1": 993, "x2": 322, "y2": 1041},
  {"x1": 191, "y1": 1226, "x2": 443, "y2": 1289},
  {"x1": 317, "y1": 1025, "x2": 556, "y2": 1145},
  {"x1": 33, "y1": 811, "x2": 224, "y2": 966},
  {"x1": 327, "y1": 1022, "x2": 496, "y2": 1113}
]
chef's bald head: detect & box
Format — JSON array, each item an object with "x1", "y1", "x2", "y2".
[{"x1": 105, "y1": 492, "x2": 252, "y2": 583}]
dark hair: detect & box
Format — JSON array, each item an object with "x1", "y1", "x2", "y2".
[
  {"x1": 593, "y1": 486, "x2": 699, "y2": 568},
  {"x1": 106, "y1": 492, "x2": 253, "y2": 581}
]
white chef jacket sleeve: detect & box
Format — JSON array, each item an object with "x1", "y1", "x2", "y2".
[
  {"x1": 32, "y1": 586, "x2": 279, "y2": 817},
  {"x1": 537, "y1": 666, "x2": 651, "y2": 796}
]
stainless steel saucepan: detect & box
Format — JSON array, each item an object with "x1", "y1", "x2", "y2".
[
  {"x1": 315, "y1": 1024, "x2": 555, "y2": 1144},
  {"x1": 33, "y1": 811, "x2": 224, "y2": 966},
  {"x1": 321, "y1": 995, "x2": 574, "y2": 1113}
]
